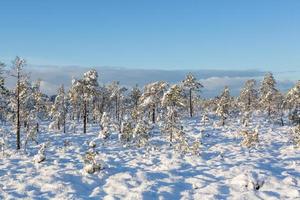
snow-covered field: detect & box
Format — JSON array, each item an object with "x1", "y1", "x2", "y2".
[{"x1": 1, "y1": 116, "x2": 300, "y2": 200}]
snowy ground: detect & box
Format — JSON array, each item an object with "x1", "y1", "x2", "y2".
[{"x1": 1, "y1": 116, "x2": 300, "y2": 200}]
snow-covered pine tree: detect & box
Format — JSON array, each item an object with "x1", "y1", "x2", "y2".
[
  {"x1": 238, "y1": 79, "x2": 258, "y2": 126},
  {"x1": 161, "y1": 84, "x2": 186, "y2": 144},
  {"x1": 216, "y1": 86, "x2": 231, "y2": 126},
  {"x1": 31, "y1": 79, "x2": 47, "y2": 133},
  {"x1": 0, "y1": 61, "x2": 9, "y2": 123},
  {"x1": 9, "y1": 71, "x2": 39, "y2": 150},
  {"x1": 17, "y1": 78, "x2": 42, "y2": 149},
  {"x1": 50, "y1": 85, "x2": 68, "y2": 133},
  {"x1": 69, "y1": 70, "x2": 99, "y2": 133},
  {"x1": 139, "y1": 81, "x2": 168, "y2": 123},
  {"x1": 285, "y1": 81, "x2": 300, "y2": 125},
  {"x1": 291, "y1": 125, "x2": 300, "y2": 147},
  {"x1": 259, "y1": 72, "x2": 278, "y2": 117},
  {"x1": 182, "y1": 73, "x2": 203, "y2": 117},
  {"x1": 130, "y1": 84, "x2": 142, "y2": 109},
  {"x1": 107, "y1": 81, "x2": 127, "y2": 122},
  {"x1": 83, "y1": 149, "x2": 105, "y2": 174},
  {"x1": 273, "y1": 91, "x2": 285, "y2": 126},
  {"x1": 82, "y1": 70, "x2": 99, "y2": 133},
  {"x1": 95, "y1": 85, "x2": 110, "y2": 121},
  {"x1": 10, "y1": 57, "x2": 28, "y2": 149},
  {"x1": 132, "y1": 119, "x2": 150, "y2": 147},
  {"x1": 68, "y1": 77, "x2": 82, "y2": 122},
  {"x1": 120, "y1": 120, "x2": 134, "y2": 143},
  {"x1": 241, "y1": 127, "x2": 259, "y2": 148},
  {"x1": 33, "y1": 142, "x2": 47, "y2": 163},
  {"x1": 99, "y1": 112, "x2": 110, "y2": 139}
]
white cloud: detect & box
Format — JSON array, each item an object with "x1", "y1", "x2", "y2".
[{"x1": 3, "y1": 64, "x2": 296, "y2": 97}]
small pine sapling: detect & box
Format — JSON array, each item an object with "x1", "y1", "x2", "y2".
[
  {"x1": 83, "y1": 150, "x2": 104, "y2": 174},
  {"x1": 24, "y1": 111, "x2": 39, "y2": 150},
  {"x1": 173, "y1": 127, "x2": 201, "y2": 155},
  {"x1": 133, "y1": 119, "x2": 150, "y2": 147},
  {"x1": 291, "y1": 125, "x2": 300, "y2": 147},
  {"x1": 216, "y1": 86, "x2": 231, "y2": 126},
  {"x1": 99, "y1": 112, "x2": 110, "y2": 139},
  {"x1": 285, "y1": 81, "x2": 300, "y2": 125},
  {"x1": 33, "y1": 142, "x2": 48, "y2": 163},
  {"x1": 201, "y1": 113, "x2": 209, "y2": 125},
  {"x1": 0, "y1": 127, "x2": 8, "y2": 156},
  {"x1": 120, "y1": 121, "x2": 134, "y2": 143},
  {"x1": 241, "y1": 127, "x2": 259, "y2": 148}
]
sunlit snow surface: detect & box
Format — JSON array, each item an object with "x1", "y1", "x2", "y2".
[{"x1": 1, "y1": 116, "x2": 300, "y2": 199}]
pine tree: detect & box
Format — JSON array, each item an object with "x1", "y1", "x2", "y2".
[
  {"x1": 99, "y1": 112, "x2": 110, "y2": 139},
  {"x1": 68, "y1": 77, "x2": 82, "y2": 122},
  {"x1": 50, "y1": 85, "x2": 68, "y2": 132},
  {"x1": 69, "y1": 70, "x2": 99, "y2": 133},
  {"x1": 182, "y1": 73, "x2": 203, "y2": 117},
  {"x1": 241, "y1": 127, "x2": 259, "y2": 148},
  {"x1": 216, "y1": 86, "x2": 231, "y2": 126},
  {"x1": 82, "y1": 70, "x2": 99, "y2": 133},
  {"x1": 96, "y1": 85, "x2": 110, "y2": 120},
  {"x1": 291, "y1": 125, "x2": 300, "y2": 147},
  {"x1": 274, "y1": 91, "x2": 285, "y2": 126},
  {"x1": 133, "y1": 119, "x2": 150, "y2": 147},
  {"x1": 108, "y1": 81, "x2": 127, "y2": 122},
  {"x1": 0, "y1": 61, "x2": 9, "y2": 123},
  {"x1": 259, "y1": 72, "x2": 278, "y2": 117},
  {"x1": 162, "y1": 84, "x2": 186, "y2": 144},
  {"x1": 130, "y1": 84, "x2": 141, "y2": 109},
  {"x1": 140, "y1": 81, "x2": 168, "y2": 123},
  {"x1": 285, "y1": 81, "x2": 300, "y2": 125},
  {"x1": 10, "y1": 57, "x2": 27, "y2": 150},
  {"x1": 238, "y1": 79, "x2": 258, "y2": 126},
  {"x1": 32, "y1": 79, "x2": 46, "y2": 133}
]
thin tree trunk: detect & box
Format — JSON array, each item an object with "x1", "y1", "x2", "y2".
[
  {"x1": 152, "y1": 106, "x2": 155, "y2": 124},
  {"x1": 63, "y1": 115, "x2": 66, "y2": 133},
  {"x1": 115, "y1": 96, "x2": 118, "y2": 121},
  {"x1": 189, "y1": 88, "x2": 193, "y2": 117},
  {"x1": 36, "y1": 122, "x2": 39, "y2": 133},
  {"x1": 84, "y1": 101, "x2": 87, "y2": 134},
  {"x1": 16, "y1": 70, "x2": 20, "y2": 150}
]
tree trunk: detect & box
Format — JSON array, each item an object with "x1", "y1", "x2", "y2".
[
  {"x1": 115, "y1": 96, "x2": 118, "y2": 121},
  {"x1": 36, "y1": 122, "x2": 39, "y2": 133},
  {"x1": 189, "y1": 88, "x2": 193, "y2": 117},
  {"x1": 170, "y1": 130, "x2": 173, "y2": 145},
  {"x1": 152, "y1": 106, "x2": 155, "y2": 124},
  {"x1": 63, "y1": 116, "x2": 66, "y2": 133},
  {"x1": 83, "y1": 101, "x2": 87, "y2": 134},
  {"x1": 16, "y1": 71, "x2": 20, "y2": 150}
]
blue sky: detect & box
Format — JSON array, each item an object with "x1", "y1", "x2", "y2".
[{"x1": 1, "y1": 0, "x2": 300, "y2": 73}]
